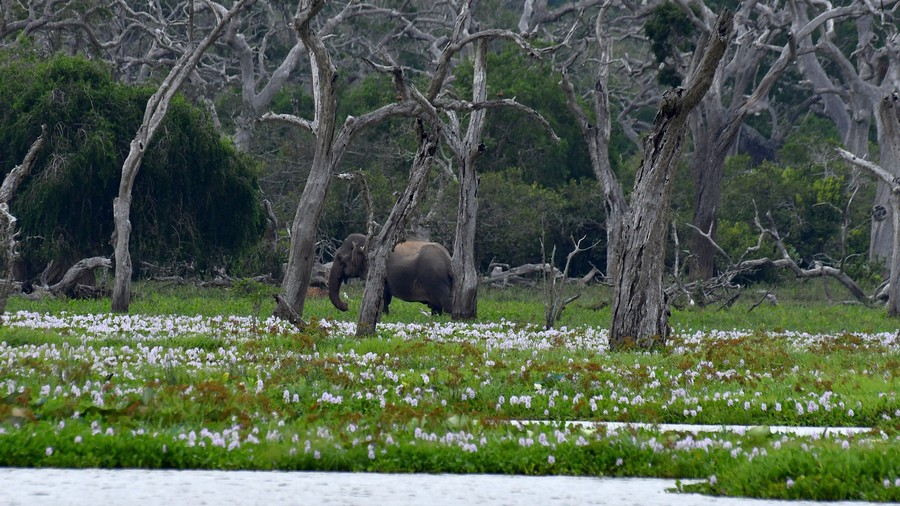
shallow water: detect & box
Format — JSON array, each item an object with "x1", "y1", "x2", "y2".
[{"x1": 0, "y1": 468, "x2": 891, "y2": 506}]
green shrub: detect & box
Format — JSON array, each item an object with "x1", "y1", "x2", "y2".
[{"x1": 0, "y1": 51, "x2": 265, "y2": 278}]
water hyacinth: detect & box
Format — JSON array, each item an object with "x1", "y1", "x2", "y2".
[{"x1": 0, "y1": 308, "x2": 898, "y2": 501}]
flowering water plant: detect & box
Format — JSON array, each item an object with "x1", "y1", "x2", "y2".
[{"x1": 0, "y1": 298, "x2": 898, "y2": 502}]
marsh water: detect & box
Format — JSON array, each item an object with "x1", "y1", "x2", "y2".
[{"x1": 0, "y1": 468, "x2": 893, "y2": 506}]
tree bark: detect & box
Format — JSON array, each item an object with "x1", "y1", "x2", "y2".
[
  {"x1": 609, "y1": 10, "x2": 734, "y2": 350},
  {"x1": 558, "y1": 1, "x2": 625, "y2": 282},
  {"x1": 838, "y1": 93, "x2": 900, "y2": 316},
  {"x1": 357, "y1": 120, "x2": 440, "y2": 336},
  {"x1": 449, "y1": 38, "x2": 487, "y2": 321},
  {"x1": 274, "y1": 0, "x2": 339, "y2": 321},
  {"x1": 0, "y1": 124, "x2": 46, "y2": 314},
  {"x1": 111, "y1": 0, "x2": 254, "y2": 313}
]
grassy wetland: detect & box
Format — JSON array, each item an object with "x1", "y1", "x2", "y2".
[{"x1": 0, "y1": 280, "x2": 897, "y2": 502}]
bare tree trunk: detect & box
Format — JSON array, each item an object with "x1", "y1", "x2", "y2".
[
  {"x1": 609, "y1": 10, "x2": 734, "y2": 350},
  {"x1": 111, "y1": 0, "x2": 254, "y2": 312},
  {"x1": 0, "y1": 125, "x2": 46, "y2": 314},
  {"x1": 276, "y1": 152, "x2": 335, "y2": 320},
  {"x1": 451, "y1": 156, "x2": 479, "y2": 319},
  {"x1": 357, "y1": 120, "x2": 440, "y2": 336},
  {"x1": 687, "y1": 102, "x2": 727, "y2": 283},
  {"x1": 559, "y1": 1, "x2": 625, "y2": 282},
  {"x1": 839, "y1": 93, "x2": 900, "y2": 315},
  {"x1": 449, "y1": 38, "x2": 488, "y2": 321},
  {"x1": 274, "y1": 0, "x2": 339, "y2": 320}
]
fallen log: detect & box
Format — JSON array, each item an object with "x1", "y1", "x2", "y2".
[
  {"x1": 482, "y1": 263, "x2": 555, "y2": 286},
  {"x1": 48, "y1": 257, "x2": 112, "y2": 297}
]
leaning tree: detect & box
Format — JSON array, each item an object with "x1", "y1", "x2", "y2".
[{"x1": 609, "y1": 10, "x2": 734, "y2": 350}]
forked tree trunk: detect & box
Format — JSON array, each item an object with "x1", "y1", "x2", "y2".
[
  {"x1": 609, "y1": 10, "x2": 734, "y2": 350},
  {"x1": 274, "y1": 0, "x2": 338, "y2": 321},
  {"x1": 111, "y1": 0, "x2": 253, "y2": 312},
  {"x1": 357, "y1": 121, "x2": 440, "y2": 336}
]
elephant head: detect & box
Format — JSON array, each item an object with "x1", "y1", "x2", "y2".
[
  {"x1": 327, "y1": 233, "x2": 454, "y2": 315},
  {"x1": 328, "y1": 233, "x2": 368, "y2": 312}
]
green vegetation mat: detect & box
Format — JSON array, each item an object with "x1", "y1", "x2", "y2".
[{"x1": 0, "y1": 281, "x2": 898, "y2": 502}]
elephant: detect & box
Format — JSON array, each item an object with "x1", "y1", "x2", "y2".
[{"x1": 328, "y1": 233, "x2": 453, "y2": 315}]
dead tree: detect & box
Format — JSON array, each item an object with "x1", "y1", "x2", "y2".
[
  {"x1": 270, "y1": 0, "x2": 560, "y2": 322},
  {"x1": 48, "y1": 257, "x2": 112, "y2": 298},
  {"x1": 675, "y1": 202, "x2": 871, "y2": 308},
  {"x1": 266, "y1": 0, "x2": 430, "y2": 322},
  {"x1": 420, "y1": 0, "x2": 563, "y2": 321},
  {"x1": 0, "y1": 125, "x2": 46, "y2": 313},
  {"x1": 111, "y1": 0, "x2": 255, "y2": 313},
  {"x1": 791, "y1": 1, "x2": 900, "y2": 265},
  {"x1": 543, "y1": 235, "x2": 599, "y2": 330},
  {"x1": 557, "y1": 0, "x2": 627, "y2": 283},
  {"x1": 837, "y1": 93, "x2": 900, "y2": 315},
  {"x1": 482, "y1": 263, "x2": 556, "y2": 287},
  {"x1": 357, "y1": 120, "x2": 441, "y2": 337},
  {"x1": 609, "y1": 10, "x2": 734, "y2": 350},
  {"x1": 676, "y1": 0, "x2": 871, "y2": 282},
  {"x1": 215, "y1": 1, "x2": 417, "y2": 151}
]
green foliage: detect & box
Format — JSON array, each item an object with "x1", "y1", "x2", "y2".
[
  {"x1": 452, "y1": 45, "x2": 593, "y2": 186},
  {"x1": 476, "y1": 169, "x2": 605, "y2": 271},
  {"x1": 715, "y1": 115, "x2": 875, "y2": 283},
  {"x1": 644, "y1": 2, "x2": 695, "y2": 86},
  {"x1": 0, "y1": 52, "x2": 265, "y2": 277}
]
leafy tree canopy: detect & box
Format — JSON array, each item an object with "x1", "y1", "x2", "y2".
[
  {"x1": 0, "y1": 51, "x2": 265, "y2": 278},
  {"x1": 452, "y1": 44, "x2": 593, "y2": 187}
]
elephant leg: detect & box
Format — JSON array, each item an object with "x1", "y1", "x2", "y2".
[
  {"x1": 382, "y1": 287, "x2": 392, "y2": 315},
  {"x1": 429, "y1": 304, "x2": 443, "y2": 316}
]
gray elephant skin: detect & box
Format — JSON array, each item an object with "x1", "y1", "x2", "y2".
[{"x1": 328, "y1": 233, "x2": 453, "y2": 315}]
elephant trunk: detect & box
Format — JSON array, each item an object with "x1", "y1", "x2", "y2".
[{"x1": 328, "y1": 261, "x2": 349, "y2": 311}]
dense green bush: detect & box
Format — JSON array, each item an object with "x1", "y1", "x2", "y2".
[
  {"x1": 0, "y1": 51, "x2": 265, "y2": 279},
  {"x1": 452, "y1": 45, "x2": 595, "y2": 187}
]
